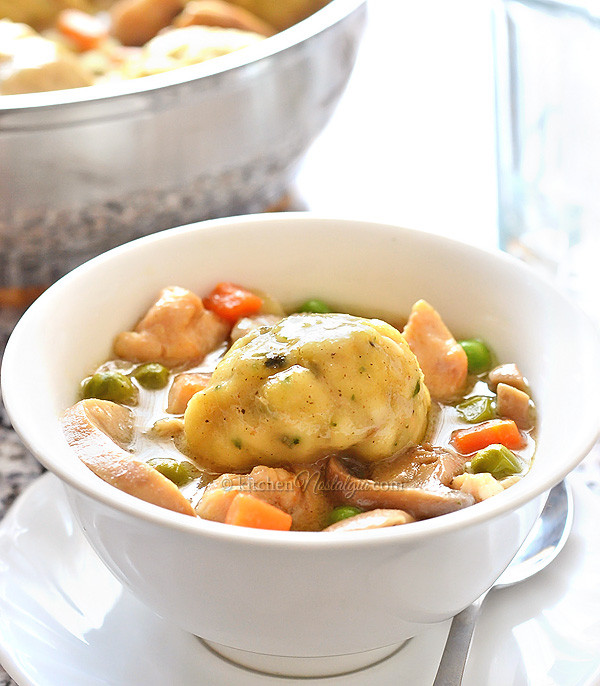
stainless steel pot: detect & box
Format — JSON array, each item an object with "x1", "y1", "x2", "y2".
[{"x1": 0, "y1": 0, "x2": 366, "y2": 303}]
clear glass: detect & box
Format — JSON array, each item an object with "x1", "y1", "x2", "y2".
[{"x1": 494, "y1": 0, "x2": 600, "y2": 323}]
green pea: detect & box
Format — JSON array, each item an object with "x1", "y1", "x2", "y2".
[
  {"x1": 131, "y1": 363, "x2": 169, "y2": 390},
  {"x1": 459, "y1": 338, "x2": 493, "y2": 374},
  {"x1": 147, "y1": 458, "x2": 197, "y2": 487},
  {"x1": 81, "y1": 371, "x2": 138, "y2": 405},
  {"x1": 297, "y1": 299, "x2": 331, "y2": 314},
  {"x1": 469, "y1": 444, "x2": 522, "y2": 480},
  {"x1": 326, "y1": 505, "x2": 363, "y2": 527},
  {"x1": 456, "y1": 395, "x2": 496, "y2": 423}
]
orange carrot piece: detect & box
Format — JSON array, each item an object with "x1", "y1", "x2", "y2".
[
  {"x1": 451, "y1": 419, "x2": 525, "y2": 454},
  {"x1": 57, "y1": 9, "x2": 108, "y2": 51},
  {"x1": 0, "y1": 285, "x2": 45, "y2": 308},
  {"x1": 203, "y1": 282, "x2": 263, "y2": 324},
  {"x1": 225, "y1": 493, "x2": 292, "y2": 531}
]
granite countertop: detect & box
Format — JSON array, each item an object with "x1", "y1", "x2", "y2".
[
  {"x1": 0, "y1": 400, "x2": 44, "y2": 686},
  {"x1": 0, "y1": 402, "x2": 44, "y2": 521}
]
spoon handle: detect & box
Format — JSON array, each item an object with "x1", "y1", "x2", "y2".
[{"x1": 431, "y1": 592, "x2": 487, "y2": 686}]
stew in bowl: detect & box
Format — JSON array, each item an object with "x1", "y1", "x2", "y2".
[{"x1": 62, "y1": 281, "x2": 537, "y2": 532}]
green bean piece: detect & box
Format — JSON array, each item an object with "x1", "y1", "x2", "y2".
[
  {"x1": 326, "y1": 505, "x2": 363, "y2": 527},
  {"x1": 297, "y1": 299, "x2": 331, "y2": 314},
  {"x1": 147, "y1": 458, "x2": 197, "y2": 487},
  {"x1": 469, "y1": 444, "x2": 522, "y2": 480},
  {"x1": 81, "y1": 371, "x2": 138, "y2": 405},
  {"x1": 458, "y1": 338, "x2": 493, "y2": 374},
  {"x1": 132, "y1": 363, "x2": 169, "y2": 390},
  {"x1": 456, "y1": 395, "x2": 496, "y2": 423}
]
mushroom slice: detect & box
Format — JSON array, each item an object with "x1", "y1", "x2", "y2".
[
  {"x1": 371, "y1": 444, "x2": 466, "y2": 489},
  {"x1": 62, "y1": 398, "x2": 195, "y2": 516},
  {"x1": 326, "y1": 455, "x2": 474, "y2": 520},
  {"x1": 488, "y1": 363, "x2": 529, "y2": 393},
  {"x1": 324, "y1": 509, "x2": 415, "y2": 532},
  {"x1": 496, "y1": 382, "x2": 532, "y2": 429}
]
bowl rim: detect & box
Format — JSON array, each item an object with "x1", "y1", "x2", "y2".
[
  {"x1": 3, "y1": 212, "x2": 600, "y2": 549},
  {"x1": 0, "y1": 0, "x2": 366, "y2": 114}
]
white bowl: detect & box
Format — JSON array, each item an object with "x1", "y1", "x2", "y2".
[{"x1": 2, "y1": 214, "x2": 599, "y2": 677}]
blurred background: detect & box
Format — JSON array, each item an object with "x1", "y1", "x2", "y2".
[{"x1": 296, "y1": 0, "x2": 497, "y2": 251}]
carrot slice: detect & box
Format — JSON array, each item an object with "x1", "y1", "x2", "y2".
[
  {"x1": 203, "y1": 282, "x2": 263, "y2": 324},
  {"x1": 451, "y1": 419, "x2": 525, "y2": 454},
  {"x1": 225, "y1": 493, "x2": 292, "y2": 531},
  {"x1": 56, "y1": 9, "x2": 108, "y2": 51},
  {"x1": 0, "y1": 285, "x2": 45, "y2": 308}
]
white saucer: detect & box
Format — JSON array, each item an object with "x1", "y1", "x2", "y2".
[{"x1": 1, "y1": 472, "x2": 600, "y2": 686}]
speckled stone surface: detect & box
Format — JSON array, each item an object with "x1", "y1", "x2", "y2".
[
  {"x1": 0, "y1": 402, "x2": 45, "y2": 519},
  {"x1": 0, "y1": 399, "x2": 44, "y2": 686}
]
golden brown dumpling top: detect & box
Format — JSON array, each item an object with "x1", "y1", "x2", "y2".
[{"x1": 184, "y1": 312, "x2": 431, "y2": 471}]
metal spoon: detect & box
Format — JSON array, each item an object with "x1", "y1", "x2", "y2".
[{"x1": 432, "y1": 479, "x2": 573, "y2": 686}]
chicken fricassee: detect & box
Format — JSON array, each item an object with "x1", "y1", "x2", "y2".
[{"x1": 62, "y1": 283, "x2": 536, "y2": 532}]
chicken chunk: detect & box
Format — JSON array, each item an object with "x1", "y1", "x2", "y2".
[
  {"x1": 167, "y1": 372, "x2": 212, "y2": 414},
  {"x1": 62, "y1": 398, "x2": 195, "y2": 515},
  {"x1": 195, "y1": 464, "x2": 330, "y2": 530},
  {"x1": 452, "y1": 472, "x2": 504, "y2": 501},
  {"x1": 110, "y1": 0, "x2": 184, "y2": 47},
  {"x1": 113, "y1": 286, "x2": 229, "y2": 368},
  {"x1": 173, "y1": 0, "x2": 276, "y2": 36},
  {"x1": 402, "y1": 299, "x2": 468, "y2": 400},
  {"x1": 0, "y1": 19, "x2": 94, "y2": 95},
  {"x1": 0, "y1": 17, "x2": 34, "y2": 42},
  {"x1": 184, "y1": 313, "x2": 431, "y2": 471},
  {"x1": 151, "y1": 416, "x2": 184, "y2": 438},
  {"x1": 228, "y1": 0, "x2": 329, "y2": 31}
]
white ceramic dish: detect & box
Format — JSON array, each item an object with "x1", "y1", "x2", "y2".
[
  {"x1": 2, "y1": 470, "x2": 600, "y2": 686},
  {"x1": 2, "y1": 214, "x2": 599, "y2": 676}
]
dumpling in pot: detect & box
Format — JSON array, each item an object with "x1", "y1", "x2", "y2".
[
  {"x1": 121, "y1": 24, "x2": 264, "y2": 78},
  {"x1": 184, "y1": 312, "x2": 430, "y2": 471}
]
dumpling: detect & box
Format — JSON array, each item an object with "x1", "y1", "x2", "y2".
[
  {"x1": 184, "y1": 312, "x2": 430, "y2": 471},
  {"x1": 120, "y1": 24, "x2": 263, "y2": 78}
]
